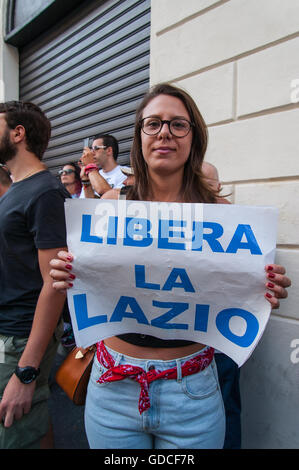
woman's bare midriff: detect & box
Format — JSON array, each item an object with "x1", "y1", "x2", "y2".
[{"x1": 104, "y1": 336, "x2": 206, "y2": 360}]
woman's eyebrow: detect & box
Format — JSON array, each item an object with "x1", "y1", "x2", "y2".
[{"x1": 143, "y1": 114, "x2": 189, "y2": 119}]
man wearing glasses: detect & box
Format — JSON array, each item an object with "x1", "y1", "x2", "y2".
[{"x1": 79, "y1": 134, "x2": 127, "y2": 198}]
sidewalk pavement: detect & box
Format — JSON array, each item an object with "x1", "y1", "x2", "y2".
[{"x1": 49, "y1": 348, "x2": 89, "y2": 449}]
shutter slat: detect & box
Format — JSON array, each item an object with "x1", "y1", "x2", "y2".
[{"x1": 19, "y1": 0, "x2": 150, "y2": 171}]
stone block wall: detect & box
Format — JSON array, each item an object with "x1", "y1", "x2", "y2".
[
  {"x1": 0, "y1": 0, "x2": 19, "y2": 101},
  {"x1": 151, "y1": 0, "x2": 299, "y2": 448}
]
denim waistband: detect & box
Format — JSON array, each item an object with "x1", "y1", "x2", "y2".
[
  {"x1": 96, "y1": 341, "x2": 214, "y2": 414},
  {"x1": 99, "y1": 341, "x2": 212, "y2": 371}
]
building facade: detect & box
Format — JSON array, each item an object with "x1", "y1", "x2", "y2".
[
  {"x1": 1, "y1": 0, "x2": 299, "y2": 448},
  {"x1": 150, "y1": 0, "x2": 299, "y2": 449},
  {"x1": 1, "y1": 0, "x2": 151, "y2": 169}
]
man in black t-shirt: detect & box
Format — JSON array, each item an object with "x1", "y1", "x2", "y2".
[
  {"x1": 0, "y1": 165, "x2": 11, "y2": 197},
  {"x1": 0, "y1": 101, "x2": 69, "y2": 448}
]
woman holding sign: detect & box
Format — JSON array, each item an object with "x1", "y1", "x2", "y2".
[{"x1": 50, "y1": 84, "x2": 291, "y2": 449}]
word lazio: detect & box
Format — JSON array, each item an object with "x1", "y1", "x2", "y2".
[
  {"x1": 72, "y1": 265, "x2": 259, "y2": 348},
  {"x1": 80, "y1": 214, "x2": 263, "y2": 254}
]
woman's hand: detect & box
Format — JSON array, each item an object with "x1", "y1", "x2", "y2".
[
  {"x1": 264, "y1": 264, "x2": 291, "y2": 309},
  {"x1": 49, "y1": 251, "x2": 75, "y2": 292},
  {"x1": 79, "y1": 163, "x2": 86, "y2": 180},
  {"x1": 49, "y1": 256, "x2": 291, "y2": 308}
]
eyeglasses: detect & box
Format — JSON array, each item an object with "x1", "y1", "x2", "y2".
[
  {"x1": 91, "y1": 145, "x2": 107, "y2": 151},
  {"x1": 58, "y1": 169, "x2": 75, "y2": 176},
  {"x1": 140, "y1": 117, "x2": 194, "y2": 138}
]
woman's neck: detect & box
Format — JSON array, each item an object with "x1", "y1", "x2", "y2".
[
  {"x1": 64, "y1": 181, "x2": 77, "y2": 195},
  {"x1": 148, "y1": 170, "x2": 183, "y2": 202}
]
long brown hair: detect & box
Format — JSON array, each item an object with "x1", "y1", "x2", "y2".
[{"x1": 127, "y1": 83, "x2": 218, "y2": 203}]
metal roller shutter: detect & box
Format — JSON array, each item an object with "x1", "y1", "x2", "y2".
[{"x1": 19, "y1": 0, "x2": 150, "y2": 171}]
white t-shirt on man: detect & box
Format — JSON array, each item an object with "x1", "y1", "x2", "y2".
[{"x1": 80, "y1": 165, "x2": 127, "y2": 198}]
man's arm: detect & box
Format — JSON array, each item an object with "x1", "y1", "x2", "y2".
[
  {"x1": 101, "y1": 188, "x2": 120, "y2": 200},
  {"x1": 18, "y1": 247, "x2": 67, "y2": 367},
  {"x1": 80, "y1": 147, "x2": 111, "y2": 196},
  {"x1": 80, "y1": 166, "x2": 112, "y2": 197},
  {"x1": 0, "y1": 246, "x2": 67, "y2": 428},
  {"x1": 82, "y1": 180, "x2": 96, "y2": 198},
  {"x1": 88, "y1": 170, "x2": 111, "y2": 196}
]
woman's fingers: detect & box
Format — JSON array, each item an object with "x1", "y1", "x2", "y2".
[
  {"x1": 56, "y1": 250, "x2": 74, "y2": 262},
  {"x1": 52, "y1": 280, "x2": 73, "y2": 293},
  {"x1": 49, "y1": 266, "x2": 73, "y2": 281},
  {"x1": 49, "y1": 251, "x2": 75, "y2": 291},
  {"x1": 265, "y1": 264, "x2": 291, "y2": 293},
  {"x1": 50, "y1": 267, "x2": 75, "y2": 293},
  {"x1": 265, "y1": 264, "x2": 292, "y2": 286},
  {"x1": 264, "y1": 292, "x2": 280, "y2": 309},
  {"x1": 266, "y1": 271, "x2": 291, "y2": 289},
  {"x1": 266, "y1": 280, "x2": 288, "y2": 299},
  {"x1": 49, "y1": 251, "x2": 74, "y2": 273},
  {"x1": 264, "y1": 264, "x2": 291, "y2": 309},
  {"x1": 265, "y1": 264, "x2": 285, "y2": 275}
]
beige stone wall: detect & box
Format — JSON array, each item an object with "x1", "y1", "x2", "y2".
[
  {"x1": 151, "y1": 0, "x2": 299, "y2": 448},
  {"x1": 0, "y1": 0, "x2": 19, "y2": 101}
]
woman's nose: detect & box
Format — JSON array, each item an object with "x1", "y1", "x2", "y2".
[{"x1": 158, "y1": 121, "x2": 171, "y2": 138}]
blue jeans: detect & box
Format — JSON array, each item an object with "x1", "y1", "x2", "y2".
[
  {"x1": 214, "y1": 353, "x2": 241, "y2": 449},
  {"x1": 84, "y1": 344, "x2": 225, "y2": 449}
]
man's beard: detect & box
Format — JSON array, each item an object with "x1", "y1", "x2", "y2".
[{"x1": 0, "y1": 128, "x2": 17, "y2": 165}]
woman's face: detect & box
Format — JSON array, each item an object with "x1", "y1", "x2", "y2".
[
  {"x1": 140, "y1": 94, "x2": 193, "y2": 176},
  {"x1": 60, "y1": 165, "x2": 76, "y2": 185}
]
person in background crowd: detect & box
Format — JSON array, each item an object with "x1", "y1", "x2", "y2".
[
  {"x1": 201, "y1": 161, "x2": 221, "y2": 193},
  {"x1": 121, "y1": 166, "x2": 135, "y2": 187},
  {"x1": 60, "y1": 164, "x2": 133, "y2": 351},
  {"x1": 101, "y1": 166, "x2": 135, "y2": 200},
  {"x1": 59, "y1": 162, "x2": 82, "y2": 198},
  {"x1": 0, "y1": 165, "x2": 12, "y2": 197},
  {"x1": 0, "y1": 101, "x2": 68, "y2": 449},
  {"x1": 201, "y1": 160, "x2": 241, "y2": 449},
  {"x1": 79, "y1": 134, "x2": 126, "y2": 198},
  {"x1": 58, "y1": 161, "x2": 82, "y2": 348},
  {"x1": 56, "y1": 164, "x2": 80, "y2": 355},
  {"x1": 49, "y1": 83, "x2": 291, "y2": 449}
]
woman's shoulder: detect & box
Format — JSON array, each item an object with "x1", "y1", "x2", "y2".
[{"x1": 216, "y1": 197, "x2": 231, "y2": 204}]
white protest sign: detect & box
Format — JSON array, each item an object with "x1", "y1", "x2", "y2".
[
  {"x1": 65, "y1": 199, "x2": 278, "y2": 367},
  {"x1": 0, "y1": 338, "x2": 4, "y2": 364}
]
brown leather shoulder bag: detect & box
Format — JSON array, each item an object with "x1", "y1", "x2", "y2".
[{"x1": 55, "y1": 346, "x2": 95, "y2": 405}]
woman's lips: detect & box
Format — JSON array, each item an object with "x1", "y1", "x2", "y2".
[{"x1": 154, "y1": 146, "x2": 175, "y2": 155}]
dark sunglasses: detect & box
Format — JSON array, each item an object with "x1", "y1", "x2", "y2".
[{"x1": 58, "y1": 169, "x2": 75, "y2": 176}]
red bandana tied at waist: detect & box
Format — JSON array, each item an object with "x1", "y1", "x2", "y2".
[{"x1": 96, "y1": 341, "x2": 214, "y2": 414}]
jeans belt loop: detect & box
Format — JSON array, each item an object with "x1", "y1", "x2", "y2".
[
  {"x1": 113, "y1": 352, "x2": 122, "y2": 367},
  {"x1": 176, "y1": 359, "x2": 182, "y2": 383}
]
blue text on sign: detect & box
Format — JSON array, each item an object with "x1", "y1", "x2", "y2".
[
  {"x1": 80, "y1": 215, "x2": 262, "y2": 254},
  {"x1": 71, "y1": 264, "x2": 260, "y2": 348}
]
